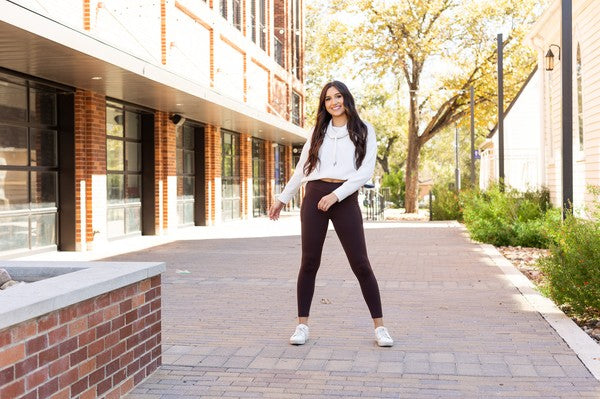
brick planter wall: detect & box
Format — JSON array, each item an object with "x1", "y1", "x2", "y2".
[{"x1": 0, "y1": 276, "x2": 161, "y2": 399}]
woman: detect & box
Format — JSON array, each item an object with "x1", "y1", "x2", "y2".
[{"x1": 268, "y1": 81, "x2": 393, "y2": 347}]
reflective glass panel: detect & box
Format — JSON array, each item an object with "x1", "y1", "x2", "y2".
[
  {"x1": 126, "y1": 174, "x2": 141, "y2": 202},
  {"x1": 223, "y1": 159, "x2": 232, "y2": 176},
  {"x1": 182, "y1": 176, "x2": 194, "y2": 198},
  {"x1": 184, "y1": 127, "x2": 194, "y2": 149},
  {"x1": 107, "y1": 139, "x2": 124, "y2": 170},
  {"x1": 125, "y1": 206, "x2": 141, "y2": 234},
  {"x1": 183, "y1": 150, "x2": 194, "y2": 174},
  {"x1": 107, "y1": 174, "x2": 124, "y2": 203},
  {"x1": 1, "y1": 170, "x2": 28, "y2": 210},
  {"x1": 31, "y1": 171, "x2": 57, "y2": 209},
  {"x1": 0, "y1": 215, "x2": 29, "y2": 251},
  {"x1": 106, "y1": 107, "x2": 124, "y2": 137},
  {"x1": 125, "y1": 111, "x2": 141, "y2": 140},
  {"x1": 29, "y1": 87, "x2": 56, "y2": 126},
  {"x1": 0, "y1": 125, "x2": 28, "y2": 166},
  {"x1": 126, "y1": 142, "x2": 141, "y2": 172},
  {"x1": 223, "y1": 180, "x2": 232, "y2": 198},
  {"x1": 0, "y1": 78, "x2": 27, "y2": 122},
  {"x1": 31, "y1": 213, "x2": 56, "y2": 248},
  {"x1": 183, "y1": 202, "x2": 194, "y2": 225},
  {"x1": 30, "y1": 129, "x2": 57, "y2": 167}
]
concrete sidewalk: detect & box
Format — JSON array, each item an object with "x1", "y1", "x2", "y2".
[{"x1": 104, "y1": 218, "x2": 600, "y2": 398}]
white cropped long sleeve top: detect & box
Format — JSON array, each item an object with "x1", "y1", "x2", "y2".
[{"x1": 277, "y1": 120, "x2": 377, "y2": 204}]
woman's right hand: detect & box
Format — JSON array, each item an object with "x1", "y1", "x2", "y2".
[{"x1": 268, "y1": 199, "x2": 285, "y2": 220}]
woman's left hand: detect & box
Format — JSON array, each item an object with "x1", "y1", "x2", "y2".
[{"x1": 317, "y1": 193, "x2": 339, "y2": 212}]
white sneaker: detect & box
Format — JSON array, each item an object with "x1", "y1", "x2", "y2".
[
  {"x1": 375, "y1": 326, "x2": 393, "y2": 347},
  {"x1": 290, "y1": 324, "x2": 309, "y2": 345}
]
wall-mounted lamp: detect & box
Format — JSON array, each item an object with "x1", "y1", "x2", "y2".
[
  {"x1": 169, "y1": 114, "x2": 186, "y2": 127},
  {"x1": 545, "y1": 44, "x2": 561, "y2": 71}
]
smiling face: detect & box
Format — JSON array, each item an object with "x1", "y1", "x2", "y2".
[{"x1": 324, "y1": 86, "x2": 346, "y2": 119}]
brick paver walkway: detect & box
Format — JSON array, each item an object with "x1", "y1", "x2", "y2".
[{"x1": 109, "y1": 219, "x2": 600, "y2": 398}]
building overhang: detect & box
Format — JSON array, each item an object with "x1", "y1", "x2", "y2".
[{"x1": 0, "y1": 1, "x2": 309, "y2": 145}]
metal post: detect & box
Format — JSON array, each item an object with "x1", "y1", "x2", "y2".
[
  {"x1": 470, "y1": 86, "x2": 475, "y2": 187},
  {"x1": 562, "y1": 0, "x2": 573, "y2": 218},
  {"x1": 455, "y1": 124, "x2": 461, "y2": 191},
  {"x1": 429, "y1": 190, "x2": 433, "y2": 221},
  {"x1": 497, "y1": 33, "x2": 505, "y2": 190}
]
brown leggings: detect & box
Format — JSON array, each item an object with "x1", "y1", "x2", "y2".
[{"x1": 297, "y1": 180, "x2": 383, "y2": 318}]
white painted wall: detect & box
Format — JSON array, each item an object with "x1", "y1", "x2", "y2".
[
  {"x1": 530, "y1": 0, "x2": 600, "y2": 212},
  {"x1": 480, "y1": 70, "x2": 542, "y2": 192}
]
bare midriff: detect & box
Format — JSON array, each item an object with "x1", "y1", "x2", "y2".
[{"x1": 319, "y1": 178, "x2": 346, "y2": 183}]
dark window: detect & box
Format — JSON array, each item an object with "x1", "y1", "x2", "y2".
[
  {"x1": 274, "y1": 144, "x2": 286, "y2": 195},
  {"x1": 274, "y1": 37, "x2": 284, "y2": 67},
  {"x1": 106, "y1": 102, "x2": 144, "y2": 238},
  {"x1": 177, "y1": 124, "x2": 195, "y2": 226},
  {"x1": 292, "y1": 91, "x2": 301, "y2": 126},
  {"x1": 251, "y1": 0, "x2": 257, "y2": 43},
  {"x1": 233, "y1": 0, "x2": 242, "y2": 31},
  {"x1": 292, "y1": 0, "x2": 301, "y2": 79},
  {"x1": 220, "y1": 0, "x2": 227, "y2": 19},
  {"x1": 259, "y1": 0, "x2": 266, "y2": 51},
  {"x1": 0, "y1": 71, "x2": 59, "y2": 253},
  {"x1": 252, "y1": 138, "x2": 266, "y2": 217},
  {"x1": 222, "y1": 131, "x2": 240, "y2": 220}
]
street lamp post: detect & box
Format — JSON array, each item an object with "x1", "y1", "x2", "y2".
[
  {"x1": 455, "y1": 124, "x2": 461, "y2": 191},
  {"x1": 470, "y1": 86, "x2": 475, "y2": 187},
  {"x1": 497, "y1": 33, "x2": 505, "y2": 191},
  {"x1": 561, "y1": 0, "x2": 573, "y2": 218}
]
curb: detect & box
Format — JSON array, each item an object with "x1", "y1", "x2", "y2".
[{"x1": 480, "y1": 243, "x2": 600, "y2": 381}]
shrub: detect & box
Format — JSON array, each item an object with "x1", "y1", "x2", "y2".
[
  {"x1": 539, "y1": 214, "x2": 600, "y2": 314},
  {"x1": 460, "y1": 184, "x2": 554, "y2": 248},
  {"x1": 381, "y1": 168, "x2": 405, "y2": 208},
  {"x1": 430, "y1": 183, "x2": 462, "y2": 220}
]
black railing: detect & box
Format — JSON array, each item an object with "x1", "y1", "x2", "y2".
[{"x1": 362, "y1": 188, "x2": 385, "y2": 221}]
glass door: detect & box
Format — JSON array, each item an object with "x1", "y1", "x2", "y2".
[{"x1": 252, "y1": 138, "x2": 266, "y2": 217}]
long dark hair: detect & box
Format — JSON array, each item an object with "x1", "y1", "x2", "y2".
[{"x1": 304, "y1": 81, "x2": 368, "y2": 175}]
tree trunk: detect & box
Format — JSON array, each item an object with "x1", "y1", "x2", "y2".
[
  {"x1": 404, "y1": 135, "x2": 421, "y2": 213},
  {"x1": 404, "y1": 85, "x2": 421, "y2": 213},
  {"x1": 378, "y1": 156, "x2": 389, "y2": 175}
]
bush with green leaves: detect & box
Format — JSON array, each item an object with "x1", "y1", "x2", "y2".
[
  {"x1": 460, "y1": 184, "x2": 554, "y2": 248},
  {"x1": 539, "y1": 214, "x2": 600, "y2": 314},
  {"x1": 430, "y1": 184, "x2": 462, "y2": 221},
  {"x1": 538, "y1": 186, "x2": 600, "y2": 315},
  {"x1": 381, "y1": 168, "x2": 405, "y2": 208}
]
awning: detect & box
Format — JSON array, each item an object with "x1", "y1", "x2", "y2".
[{"x1": 0, "y1": 1, "x2": 309, "y2": 145}]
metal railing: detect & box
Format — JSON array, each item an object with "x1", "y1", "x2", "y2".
[{"x1": 362, "y1": 187, "x2": 386, "y2": 221}]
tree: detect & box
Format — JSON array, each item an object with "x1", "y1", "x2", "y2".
[
  {"x1": 332, "y1": 0, "x2": 549, "y2": 212},
  {"x1": 304, "y1": 1, "x2": 407, "y2": 176}
]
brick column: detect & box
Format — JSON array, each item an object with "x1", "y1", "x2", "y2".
[
  {"x1": 154, "y1": 112, "x2": 177, "y2": 234},
  {"x1": 265, "y1": 140, "x2": 275, "y2": 210},
  {"x1": 240, "y1": 133, "x2": 252, "y2": 219},
  {"x1": 204, "y1": 125, "x2": 222, "y2": 225},
  {"x1": 74, "y1": 90, "x2": 106, "y2": 251}
]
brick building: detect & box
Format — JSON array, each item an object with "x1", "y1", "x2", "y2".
[{"x1": 0, "y1": 0, "x2": 306, "y2": 257}]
